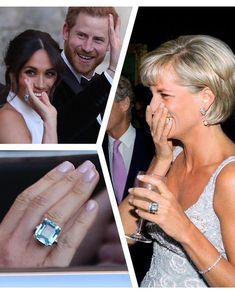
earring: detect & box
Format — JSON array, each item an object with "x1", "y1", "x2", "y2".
[{"x1": 200, "y1": 107, "x2": 206, "y2": 116}]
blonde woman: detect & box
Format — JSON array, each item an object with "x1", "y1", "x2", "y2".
[{"x1": 120, "y1": 35, "x2": 235, "y2": 287}]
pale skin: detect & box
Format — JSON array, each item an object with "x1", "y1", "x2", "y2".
[
  {"x1": 63, "y1": 12, "x2": 121, "y2": 79},
  {"x1": 0, "y1": 160, "x2": 99, "y2": 267},
  {"x1": 0, "y1": 49, "x2": 58, "y2": 143},
  {"x1": 119, "y1": 65, "x2": 235, "y2": 286}
]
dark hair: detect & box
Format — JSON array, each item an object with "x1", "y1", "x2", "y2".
[{"x1": 1, "y1": 29, "x2": 64, "y2": 103}]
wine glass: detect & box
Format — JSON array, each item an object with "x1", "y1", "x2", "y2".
[{"x1": 125, "y1": 171, "x2": 165, "y2": 243}]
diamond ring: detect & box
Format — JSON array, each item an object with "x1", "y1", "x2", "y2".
[
  {"x1": 23, "y1": 94, "x2": 30, "y2": 102},
  {"x1": 34, "y1": 218, "x2": 61, "y2": 246},
  {"x1": 148, "y1": 202, "x2": 159, "y2": 214}
]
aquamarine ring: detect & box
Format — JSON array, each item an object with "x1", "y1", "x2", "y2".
[{"x1": 34, "y1": 218, "x2": 61, "y2": 246}]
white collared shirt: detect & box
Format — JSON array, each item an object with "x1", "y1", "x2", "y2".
[
  {"x1": 61, "y1": 50, "x2": 112, "y2": 84},
  {"x1": 108, "y1": 124, "x2": 136, "y2": 181}
]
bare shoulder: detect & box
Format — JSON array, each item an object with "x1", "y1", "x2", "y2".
[
  {"x1": 214, "y1": 159, "x2": 235, "y2": 216},
  {"x1": 0, "y1": 105, "x2": 31, "y2": 143}
]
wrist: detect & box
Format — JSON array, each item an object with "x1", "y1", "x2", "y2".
[
  {"x1": 149, "y1": 156, "x2": 172, "y2": 176},
  {"x1": 108, "y1": 65, "x2": 116, "y2": 72}
]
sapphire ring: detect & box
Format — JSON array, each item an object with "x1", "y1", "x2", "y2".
[
  {"x1": 34, "y1": 218, "x2": 61, "y2": 246},
  {"x1": 148, "y1": 202, "x2": 159, "y2": 214},
  {"x1": 23, "y1": 94, "x2": 30, "y2": 102}
]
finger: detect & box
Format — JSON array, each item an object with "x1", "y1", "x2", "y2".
[
  {"x1": 43, "y1": 166, "x2": 99, "y2": 229},
  {"x1": 0, "y1": 161, "x2": 75, "y2": 236},
  {"x1": 24, "y1": 79, "x2": 47, "y2": 112},
  {"x1": 162, "y1": 117, "x2": 173, "y2": 138},
  {"x1": 26, "y1": 166, "x2": 99, "y2": 261},
  {"x1": 39, "y1": 92, "x2": 51, "y2": 106},
  {"x1": 108, "y1": 14, "x2": 115, "y2": 40},
  {"x1": 146, "y1": 105, "x2": 153, "y2": 127},
  {"x1": 135, "y1": 209, "x2": 160, "y2": 224},
  {"x1": 152, "y1": 106, "x2": 169, "y2": 141},
  {"x1": 11, "y1": 161, "x2": 96, "y2": 247},
  {"x1": 114, "y1": 16, "x2": 121, "y2": 38},
  {"x1": 128, "y1": 187, "x2": 161, "y2": 203},
  {"x1": 137, "y1": 174, "x2": 170, "y2": 196},
  {"x1": 46, "y1": 199, "x2": 99, "y2": 266},
  {"x1": 129, "y1": 195, "x2": 155, "y2": 213},
  {"x1": 151, "y1": 105, "x2": 164, "y2": 138}
]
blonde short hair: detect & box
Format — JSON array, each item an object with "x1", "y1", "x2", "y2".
[{"x1": 140, "y1": 35, "x2": 235, "y2": 124}]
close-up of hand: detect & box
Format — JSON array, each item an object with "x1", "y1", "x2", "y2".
[
  {"x1": 24, "y1": 78, "x2": 58, "y2": 143},
  {"x1": 128, "y1": 174, "x2": 191, "y2": 244},
  {"x1": 0, "y1": 160, "x2": 99, "y2": 268},
  {"x1": 107, "y1": 14, "x2": 122, "y2": 77}
]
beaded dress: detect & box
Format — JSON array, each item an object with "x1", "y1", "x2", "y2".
[{"x1": 141, "y1": 147, "x2": 235, "y2": 287}]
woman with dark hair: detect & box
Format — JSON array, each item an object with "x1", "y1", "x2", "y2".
[{"x1": 0, "y1": 29, "x2": 64, "y2": 143}]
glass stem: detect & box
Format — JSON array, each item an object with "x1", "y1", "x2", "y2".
[{"x1": 136, "y1": 218, "x2": 145, "y2": 234}]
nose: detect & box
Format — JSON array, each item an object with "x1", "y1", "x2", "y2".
[
  {"x1": 34, "y1": 75, "x2": 46, "y2": 90},
  {"x1": 81, "y1": 38, "x2": 94, "y2": 53}
]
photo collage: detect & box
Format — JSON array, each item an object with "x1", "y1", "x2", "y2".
[{"x1": 0, "y1": 4, "x2": 235, "y2": 289}]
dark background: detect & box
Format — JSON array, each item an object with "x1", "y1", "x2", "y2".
[
  {"x1": 123, "y1": 6, "x2": 235, "y2": 142},
  {"x1": 123, "y1": 6, "x2": 235, "y2": 284},
  {"x1": 131, "y1": 6, "x2": 235, "y2": 51}
]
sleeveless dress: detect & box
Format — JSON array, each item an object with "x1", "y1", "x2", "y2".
[
  {"x1": 141, "y1": 147, "x2": 235, "y2": 287},
  {"x1": 7, "y1": 92, "x2": 44, "y2": 143}
]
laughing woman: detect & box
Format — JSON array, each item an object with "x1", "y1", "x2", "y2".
[
  {"x1": 0, "y1": 30, "x2": 64, "y2": 143},
  {"x1": 120, "y1": 35, "x2": 235, "y2": 287}
]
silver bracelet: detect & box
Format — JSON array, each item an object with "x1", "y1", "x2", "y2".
[{"x1": 198, "y1": 254, "x2": 222, "y2": 275}]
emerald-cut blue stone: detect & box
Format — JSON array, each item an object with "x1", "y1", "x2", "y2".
[{"x1": 34, "y1": 218, "x2": 61, "y2": 246}]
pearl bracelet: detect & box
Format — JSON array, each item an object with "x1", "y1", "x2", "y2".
[{"x1": 198, "y1": 254, "x2": 222, "y2": 275}]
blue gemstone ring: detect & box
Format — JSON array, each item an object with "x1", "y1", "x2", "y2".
[
  {"x1": 148, "y1": 202, "x2": 159, "y2": 214},
  {"x1": 34, "y1": 218, "x2": 62, "y2": 246}
]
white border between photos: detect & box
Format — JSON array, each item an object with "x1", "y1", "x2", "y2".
[{"x1": 1, "y1": 0, "x2": 235, "y2": 293}]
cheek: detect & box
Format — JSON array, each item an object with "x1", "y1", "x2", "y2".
[
  {"x1": 95, "y1": 44, "x2": 108, "y2": 56},
  {"x1": 47, "y1": 77, "x2": 57, "y2": 90},
  {"x1": 69, "y1": 37, "x2": 81, "y2": 49},
  {"x1": 18, "y1": 75, "x2": 27, "y2": 90}
]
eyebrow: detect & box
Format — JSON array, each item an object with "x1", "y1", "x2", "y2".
[
  {"x1": 23, "y1": 66, "x2": 56, "y2": 71},
  {"x1": 76, "y1": 30, "x2": 106, "y2": 41}
]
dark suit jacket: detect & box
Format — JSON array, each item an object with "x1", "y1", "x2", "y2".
[
  {"x1": 53, "y1": 64, "x2": 111, "y2": 143},
  {"x1": 103, "y1": 127, "x2": 155, "y2": 200}
]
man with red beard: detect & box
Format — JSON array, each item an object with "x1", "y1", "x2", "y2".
[{"x1": 53, "y1": 7, "x2": 121, "y2": 143}]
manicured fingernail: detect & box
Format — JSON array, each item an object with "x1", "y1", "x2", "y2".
[
  {"x1": 83, "y1": 168, "x2": 97, "y2": 182},
  {"x1": 128, "y1": 196, "x2": 133, "y2": 203},
  {"x1": 85, "y1": 200, "x2": 97, "y2": 211},
  {"x1": 56, "y1": 161, "x2": 75, "y2": 173},
  {"x1": 78, "y1": 160, "x2": 94, "y2": 173},
  {"x1": 128, "y1": 188, "x2": 133, "y2": 193}
]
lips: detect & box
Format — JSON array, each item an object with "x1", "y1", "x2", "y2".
[
  {"x1": 76, "y1": 52, "x2": 95, "y2": 64},
  {"x1": 78, "y1": 54, "x2": 93, "y2": 60}
]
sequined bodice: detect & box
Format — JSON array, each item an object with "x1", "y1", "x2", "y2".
[{"x1": 141, "y1": 147, "x2": 235, "y2": 287}]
